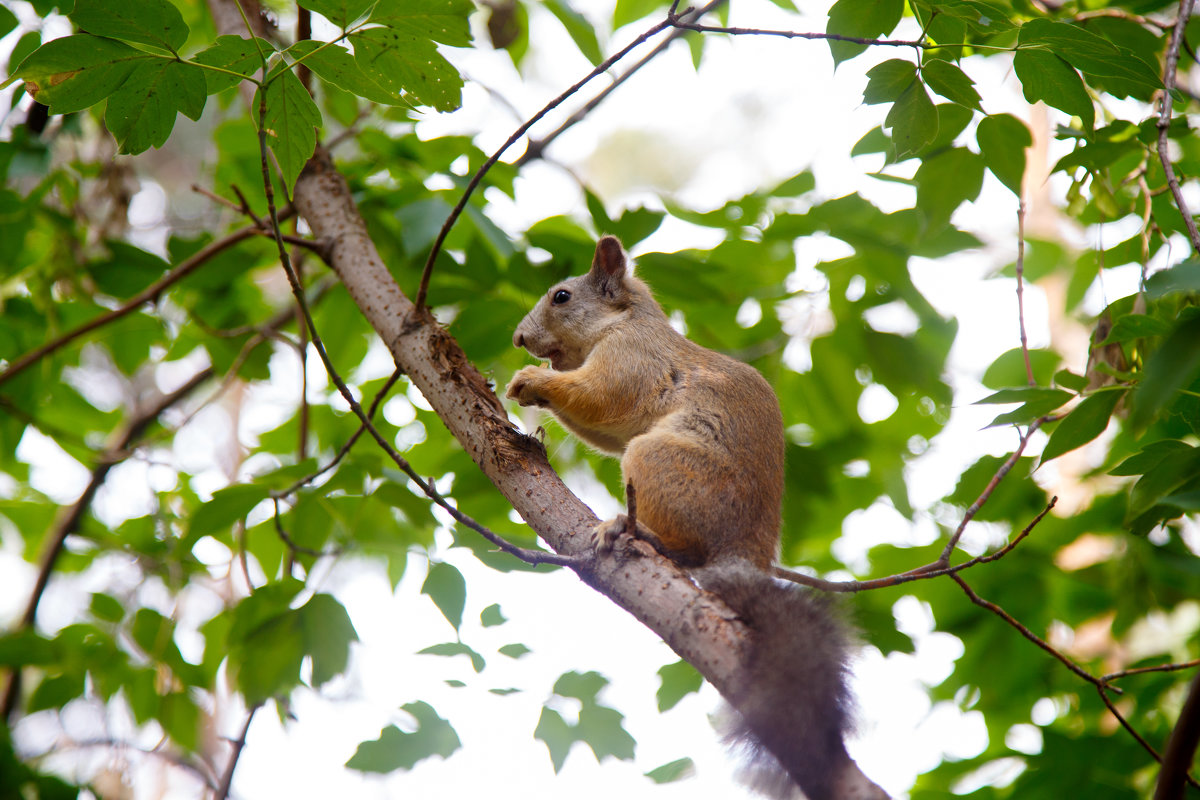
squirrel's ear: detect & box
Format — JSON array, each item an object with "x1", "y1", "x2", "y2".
[{"x1": 590, "y1": 236, "x2": 627, "y2": 296}]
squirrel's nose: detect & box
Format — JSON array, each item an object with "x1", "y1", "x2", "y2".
[{"x1": 513, "y1": 331, "x2": 525, "y2": 348}]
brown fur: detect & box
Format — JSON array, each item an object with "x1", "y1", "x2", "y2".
[
  {"x1": 507, "y1": 236, "x2": 783, "y2": 568},
  {"x1": 507, "y1": 237, "x2": 864, "y2": 800}
]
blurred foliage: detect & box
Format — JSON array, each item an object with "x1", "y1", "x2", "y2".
[{"x1": 0, "y1": 0, "x2": 1199, "y2": 796}]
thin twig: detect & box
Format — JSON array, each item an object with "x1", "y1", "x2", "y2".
[
  {"x1": 774, "y1": 497, "x2": 1056, "y2": 592},
  {"x1": 1106, "y1": 659, "x2": 1200, "y2": 682},
  {"x1": 214, "y1": 705, "x2": 259, "y2": 800},
  {"x1": 1157, "y1": 0, "x2": 1200, "y2": 254},
  {"x1": 939, "y1": 418, "x2": 1043, "y2": 563},
  {"x1": 950, "y1": 572, "x2": 1102, "y2": 687},
  {"x1": 413, "y1": 9, "x2": 690, "y2": 310},
  {"x1": 275, "y1": 368, "x2": 404, "y2": 499},
  {"x1": 0, "y1": 367, "x2": 213, "y2": 721},
  {"x1": 669, "y1": 20, "x2": 927, "y2": 47},
  {"x1": 1096, "y1": 685, "x2": 1172, "y2": 771},
  {"x1": 0, "y1": 226, "x2": 267, "y2": 387},
  {"x1": 1015, "y1": 200, "x2": 1035, "y2": 386},
  {"x1": 271, "y1": 497, "x2": 341, "y2": 557},
  {"x1": 514, "y1": 0, "x2": 728, "y2": 169}
]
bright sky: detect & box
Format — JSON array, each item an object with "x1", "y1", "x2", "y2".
[{"x1": 0, "y1": 0, "x2": 1163, "y2": 797}]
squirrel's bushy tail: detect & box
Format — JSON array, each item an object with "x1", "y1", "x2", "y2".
[{"x1": 696, "y1": 562, "x2": 858, "y2": 800}]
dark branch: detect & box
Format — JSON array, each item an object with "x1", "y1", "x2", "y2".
[
  {"x1": 514, "y1": 0, "x2": 729, "y2": 170},
  {"x1": 215, "y1": 705, "x2": 259, "y2": 800},
  {"x1": 1156, "y1": 0, "x2": 1200, "y2": 254},
  {"x1": 668, "y1": 20, "x2": 927, "y2": 47},
  {"x1": 773, "y1": 497, "x2": 1057, "y2": 593},
  {"x1": 1155, "y1": 670, "x2": 1200, "y2": 798}
]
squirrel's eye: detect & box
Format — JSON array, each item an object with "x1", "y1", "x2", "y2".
[{"x1": 552, "y1": 289, "x2": 571, "y2": 305}]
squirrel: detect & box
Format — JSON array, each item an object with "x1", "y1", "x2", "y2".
[{"x1": 506, "y1": 236, "x2": 885, "y2": 800}]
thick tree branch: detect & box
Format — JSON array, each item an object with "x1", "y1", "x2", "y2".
[{"x1": 1155, "y1": 670, "x2": 1200, "y2": 799}]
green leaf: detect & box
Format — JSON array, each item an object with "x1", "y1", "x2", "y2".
[
  {"x1": 977, "y1": 387, "x2": 1073, "y2": 427},
  {"x1": 1100, "y1": 313, "x2": 1172, "y2": 344},
  {"x1": 1130, "y1": 315, "x2": 1200, "y2": 430},
  {"x1": 160, "y1": 692, "x2": 200, "y2": 752},
  {"x1": 552, "y1": 670, "x2": 608, "y2": 701},
  {"x1": 534, "y1": 708, "x2": 574, "y2": 772},
  {"x1": 576, "y1": 705, "x2": 636, "y2": 762},
  {"x1": 1019, "y1": 19, "x2": 1161, "y2": 100},
  {"x1": 975, "y1": 387, "x2": 1073, "y2": 405},
  {"x1": 0, "y1": 630, "x2": 56, "y2": 668},
  {"x1": 480, "y1": 603, "x2": 507, "y2": 627},
  {"x1": 0, "y1": 5, "x2": 16, "y2": 40},
  {"x1": 105, "y1": 60, "x2": 207, "y2": 153},
  {"x1": 863, "y1": 59, "x2": 916, "y2": 105},
  {"x1": 257, "y1": 67, "x2": 321, "y2": 193},
  {"x1": 418, "y1": 642, "x2": 486, "y2": 672},
  {"x1": 977, "y1": 113, "x2": 1031, "y2": 196},
  {"x1": 826, "y1": 0, "x2": 904, "y2": 65},
  {"x1": 193, "y1": 35, "x2": 269, "y2": 95},
  {"x1": 1128, "y1": 445, "x2": 1200, "y2": 519},
  {"x1": 14, "y1": 35, "x2": 148, "y2": 114},
  {"x1": 189, "y1": 483, "x2": 270, "y2": 539},
  {"x1": 350, "y1": 27, "x2": 464, "y2": 112},
  {"x1": 544, "y1": 0, "x2": 602, "y2": 65},
  {"x1": 656, "y1": 660, "x2": 702, "y2": 711},
  {"x1": 288, "y1": 41, "x2": 408, "y2": 106},
  {"x1": 646, "y1": 757, "x2": 696, "y2": 783},
  {"x1": 922, "y1": 59, "x2": 981, "y2": 110},
  {"x1": 89, "y1": 593, "x2": 125, "y2": 623},
  {"x1": 885, "y1": 75, "x2": 938, "y2": 158},
  {"x1": 1013, "y1": 48, "x2": 1093, "y2": 131},
  {"x1": 370, "y1": 0, "x2": 474, "y2": 46},
  {"x1": 298, "y1": 593, "x2": 359, "y2": 686},
  {"x1": 914, "y1": 147, "x2": 984, "y2": 230},
  {"x1": 498, "y1": 643, "x2": 531, "y2": 658},
  {"x1": 1110, "y1": 440, "x2": 1193, "y2": 477},
  {"x1": 346, "y1": 703, "x2": 461, "y2": 773},
  {"x1": 226, "y1": 580, "x2": 306, "y2": 704},
  {"x1": 421, "y1": 561, "x2": 466, "y2": 630},
  {"x1": 70, "y1": 0, "x2": 189, "y2": 53},
  {"x1": 1145, "y1": 260, "x2": 1200, "y2": 299},
  {"x1": 1041, "y1": 389, "x2": 1125, "y2": 462},
  {"x1": 299, "y1": 0, "x2": 375, "y2": 27}
]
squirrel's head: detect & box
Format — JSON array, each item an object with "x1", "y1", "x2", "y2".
[{"x1": 513, "y1": 236, "x2": 641, "y2": 370}]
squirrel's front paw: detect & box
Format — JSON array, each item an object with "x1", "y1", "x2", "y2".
[
  {"x1": 506, "y1": 366, "x2": 549, "y2": 407},
  {"x1": 593, "y1": 515, "x2": 633, "y2": 556}
]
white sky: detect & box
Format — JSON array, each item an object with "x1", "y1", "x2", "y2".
[{"x1": 1, "y1": 0, "x2": 1189, "y2": 797}]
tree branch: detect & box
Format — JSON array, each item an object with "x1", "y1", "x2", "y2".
[
  {"x1": 514, "y1": 0, "x2": 728, "y2": 169},
  {"x1": 1015, "y1": 200, "x2": 1035, "y2": 386},
  {"x1": 214, "y1": 704, "x2": 258, "y2": 800},
  {"x1": 0, "y1": 366, "x2": 214, "y2": 722},
  {"x1": 1155, "y1": 670, "x2": 1200, "y2": 798},
  {"x1": 1156, "y1": 0, "x2": 1200, "y2": 254},
  {"x1": 0, "y1": 226, "x2": 257, "y2": 387}
]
